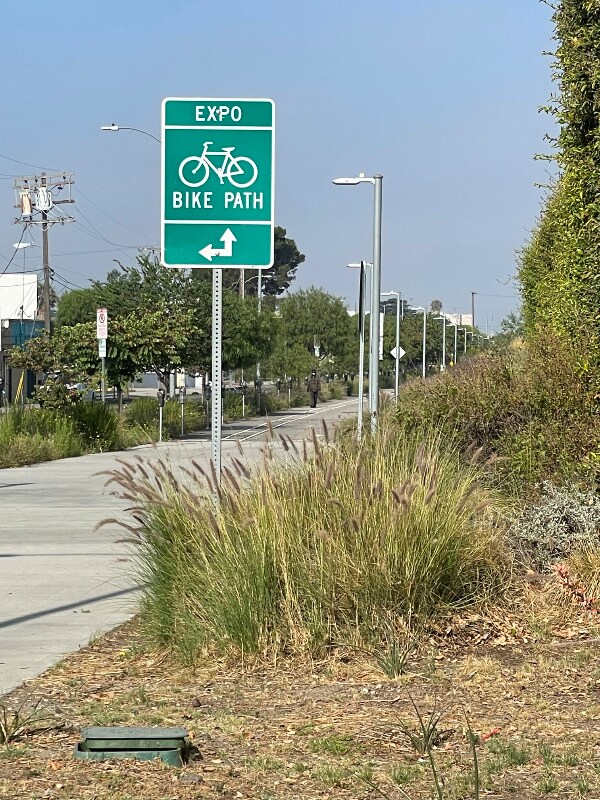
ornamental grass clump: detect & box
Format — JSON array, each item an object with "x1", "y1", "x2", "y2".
[
  {"x1": 0, "y1": 407, "x2": 83, "y2": 468},
  {"x1": 103, "y1": 416, "x2": 510, "y2": 661}
]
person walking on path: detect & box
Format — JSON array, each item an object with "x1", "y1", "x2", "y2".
[{"x1": 307, "y1": 369, "x2": 321, "y2": 408}]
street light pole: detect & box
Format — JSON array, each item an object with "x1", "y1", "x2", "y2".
[
  {"x1": 452, "y1": 323, "x2": 458, "y2": 365},
  {"x1": 333, "y1": 173, "x2": 383, "y2": 434},
  {"x1": 412, "y1": 306, "x2": 427, "y2": 378},
  {"x1": 348, "y1": 261, "x2": 372, "y2": 441},
  {"x1": 370, "y1": 175, "x2": 383, "y2": 432},
  {"x1": 381, "y1": 290, "x2": 400, "y2": 401},
  {"x1": 435, "y1": 316, "x2": 446, "y2": 372}
]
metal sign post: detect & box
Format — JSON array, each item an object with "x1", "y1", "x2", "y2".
[
  {"x1": 211, "y1": 270, "x2": 222, "y2": 476},
  {"x1": 157, "y1": 388, "x2": 165, "y2": 443},
  {"x1": 179, "y1": 385, "x2": 186, "y2": 435},
  {"x1": 161, "y1": 97, "x2": 275, "y2": 481},
  {"x1": 98, "y1": 338, "x2": 107, "y2": 403},
  {"x1": 96, "y1": 308, "x2": 108, "y2": 403}
]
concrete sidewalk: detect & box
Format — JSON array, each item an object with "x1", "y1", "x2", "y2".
[{"x1": 0, "y1": 398, "x2": 357, "y2": 696}]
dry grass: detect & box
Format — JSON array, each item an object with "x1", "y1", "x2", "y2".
[
  {"x1": 3, "y1": 580, "x2": 600, "y2": 800},
  {"x1": 99, "y1": 415, "x2": 511, "y2": 663}
]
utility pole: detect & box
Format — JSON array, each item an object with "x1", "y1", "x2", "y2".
[
  {"x1": 471, "y1": 291, "x2": 476, "y2": 330},
  {"x1": 13, "y1": 172, "x2": 75, "y2": 334},
  {"x1": 41, "y1": 176, "x2": 51, "y2": 334}
]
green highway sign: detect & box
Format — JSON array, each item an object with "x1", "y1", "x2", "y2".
[{"x1": 161, "y1": 97, "x2": 274, "y2": 268}]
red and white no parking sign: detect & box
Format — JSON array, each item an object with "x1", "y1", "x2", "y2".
[{"x1": 96, "y1": 308, "x2": 108, "y2": 340}]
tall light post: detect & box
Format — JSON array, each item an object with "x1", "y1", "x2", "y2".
[
  {"x1": 381, "y1": 290, "x2": 401, "y2": 401},
  {"x1": 347, "y1": 262, "x2": 371, "y2": 441},
  {"x1": 451, "y1": 323, "x2": 458, "y2": 365},
  {"x1": 101, "y1": 122, "x2": 167, "y2": 396},
  {"x1": 434, "y1": 315, "x2": 446, "y2": 372},
  {"x1": 411, "y1": 306, "x2": 427, "y2": 378},
  {"x1": 333, "y1": 173, "x2": 383, "y2": 434}
]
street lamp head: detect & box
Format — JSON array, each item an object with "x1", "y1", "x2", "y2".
[
  {"x1": 346, "y1": 262, "x2": 372, "y2": 269},
  {"x1": 332, "y1": 173, "x2": 375, "y2": 186},
  {"x1": 13, "y1": 242, "x2": 34, "y2": 249},
  {"x1": 100, "y1": 124, "x2": 119, "y2": 131}
]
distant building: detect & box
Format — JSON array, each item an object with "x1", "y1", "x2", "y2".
[
  {"x1": 0, "y1": 273, "x2": 38, "y2": 322},
  {"x1": 442, "y1": 312, "x2": 473, "y2": 327}
]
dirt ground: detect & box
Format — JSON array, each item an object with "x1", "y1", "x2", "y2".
[{"x1": 3, "y1": 580, "x2": 600, "y2": 800}]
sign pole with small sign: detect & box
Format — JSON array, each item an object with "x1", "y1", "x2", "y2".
[
  {"x1": 161, "y1": 97, "x2": 274, "y2": 480},
  {"x1": 96, "y1": 308, "x2": 108, "y2": 403}
]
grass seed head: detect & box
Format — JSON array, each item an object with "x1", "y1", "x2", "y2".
[
  {"x1": 311, "y1": 427, "x2": 322, "y2": 464},
  {"x1": 278, "y1": 433, "x2": 290, "y2": 452},
  {"x1": 354, "y1": 465, "x2": 365, "y2": 499},
  {"x1": 324, "y1": 463, "x2": 335, "y2": 489}
]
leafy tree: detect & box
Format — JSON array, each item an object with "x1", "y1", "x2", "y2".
[
  {"x1": 10, "y1": 308, "x2": 195, "y2": 410},
  {"x1": 86, "y1": 253, "x2": 273, "y2": 376},
  {"x1": 266, "y1": 288, "x2": 356, "y2": 379},
  {"x1": 55, "y1": 287, "x2": 98, "y2": 328}
]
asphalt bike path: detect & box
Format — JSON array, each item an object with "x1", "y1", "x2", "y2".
[{"x1": 0, "y1": 398, "x2": 357, "y2": 696}]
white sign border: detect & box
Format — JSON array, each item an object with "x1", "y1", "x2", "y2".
[
  {"x1": 96, "y1": 307, "x2": 108, "y2": 340},
  {"x1": 160, "y1": 96, "x2": 275, "y2": 271}
]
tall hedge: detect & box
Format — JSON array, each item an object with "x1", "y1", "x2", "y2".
[{"x1": 520, "y1": 0, "x2": 600, "y2": 376}]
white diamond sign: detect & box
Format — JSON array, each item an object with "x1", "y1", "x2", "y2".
[{"x1": 390, "y1": 346, "x2": 406, "y2": 359}]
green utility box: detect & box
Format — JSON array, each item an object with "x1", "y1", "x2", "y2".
[{"x1": 74, "y1": 726, "x2": 188, "y2": 767}]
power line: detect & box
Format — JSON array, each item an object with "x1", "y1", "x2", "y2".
[
  {"x1": 50, "y1": 247, "x2": 133, "y2": 257},
  {"x1": 0, "y1": 227, "x2": 26, "y2": 276},
  {"x1": 75, "y1": 207, "x2": 139, "y2": 251},
  {"x1": 52, "y1": 270, "x2": 87, "y2": 291},
  {"x1": 0, "y1": 152, "x2": 61, "y2": 171},
  {"x1": 46, "y1": 263, "x2": 92, "y2": 281},
  {"x1": 474, "y1": 292, "x2": 520, "y2": 299},
  {"x1": 74, "y1": 187, "x2": 148, "y2": 241}
]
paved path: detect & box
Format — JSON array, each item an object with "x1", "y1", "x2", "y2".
[{"x1": 0, "y1": 399, "x2": 357, "y2": 696}]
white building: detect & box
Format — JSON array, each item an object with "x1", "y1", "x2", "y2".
[
  {"x1": 0, "y1": 273, "x2": 38, "y2": 321},
  {"x1": 442, "y1": 312, "x2": 473, "y2": 327}
]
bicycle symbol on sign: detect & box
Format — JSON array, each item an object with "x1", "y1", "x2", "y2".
[{"x1": 178, "y1": 142, "x2": 258, "y2": 189}]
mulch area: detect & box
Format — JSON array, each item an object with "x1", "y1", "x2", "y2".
[{"x1": 3, "y1": 579, "x2": 600, "y2": 800}]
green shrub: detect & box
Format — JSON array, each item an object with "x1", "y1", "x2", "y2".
[
  {"x1": 397, "y1": 332, "x2": 600, "y2": 490},
  {"x1": 64, "y1": 402, "x2": 127, "y2": 451},
  {"x1": 0, "y1": 407, "x2": 83, "y2": 468},
  {"x1": 510, "y1": 482, "x2": 600, "y2": 572},
  {"x1": 322, "y1": 380, "x2": 348, "y2": 400},
  {"x1": 124, "y1": 397, "x2": 159, "y2": 432},
  {"x1": 107, "y1": 414, "x2": 509, "y2": 660},
  {"x1": 124, "y1": 396, "x2": 205, "y2": 441}
]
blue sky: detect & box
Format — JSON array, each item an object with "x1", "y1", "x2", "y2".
[{"x1": 0, "y1": 0, "x2": 555, "y2": 332}]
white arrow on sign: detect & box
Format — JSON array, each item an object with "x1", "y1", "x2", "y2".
[
  {"x1": 391, "y1": 346, "x2": 406, "y2": 359},
  {"x1": 199, "y1": 228, "x2": 237, "y2": 261}
]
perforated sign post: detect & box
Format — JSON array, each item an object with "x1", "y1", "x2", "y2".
[
  {"x1": 96, "y1": 308, "x2": 108, "y2": 404},
  {"x1": 161, "y1": 98, "x2": 275, "y2": 479}
]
